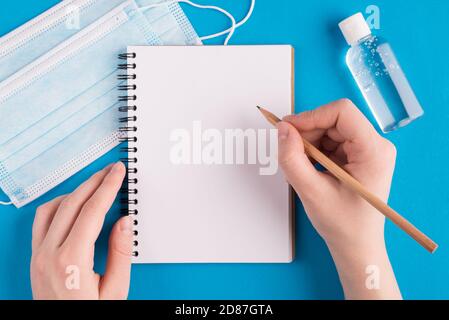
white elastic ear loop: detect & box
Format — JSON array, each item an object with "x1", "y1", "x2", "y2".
[
  {"x1": 138, "y1": 0, "x2": 237, "y2": 45},
  {"x1": 200, "y1": 0, "x2": 255, "y2": 41},
  {"x1": 0, "y1": 200, "x2": 12, "y2": 205}
]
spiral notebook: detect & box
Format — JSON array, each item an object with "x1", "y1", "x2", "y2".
[{"x1": 119, "y1": 45, "x2": 295, "y2": 263}]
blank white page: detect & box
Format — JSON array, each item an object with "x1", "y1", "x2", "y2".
[{"x1": 129, "y1": 45, "x2": 294, "y2": 263}]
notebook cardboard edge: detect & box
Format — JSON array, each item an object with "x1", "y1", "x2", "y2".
[{"x1": 289, "y1": 45, "x2": 296, "y2": 263}]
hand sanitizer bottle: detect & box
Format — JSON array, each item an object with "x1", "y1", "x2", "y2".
[{"x1": 339, "y1": 13, "x2": 424, "y2": 133}]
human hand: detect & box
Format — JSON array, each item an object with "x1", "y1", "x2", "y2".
[
  {"x1": 277, "y1": 99, "x2": 401, "y2": 299},
  {"x1": 30, "y1": 162, "x2": 132, "y2": 300}
]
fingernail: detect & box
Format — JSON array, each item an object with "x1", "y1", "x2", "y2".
[
  {"x1": 277, "y1": 122, "x2": 290, "y2": 141},
  {"x1": 111, "y1": 161, "x2": 123, "y2": 173},
  {"x1": 104, "y1": 163, "x2": 114, "y2": 172},
  {"x1": 120, "y1": 216, "x2": 133, "y2": 233}
]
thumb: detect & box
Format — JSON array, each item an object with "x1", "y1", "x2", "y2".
[
  {"x1": 277, "y1": 121, "x2": 325, "y2": 198},
  {"x1": 100, "y1": 216, "x2": 133, "y2": 300}
]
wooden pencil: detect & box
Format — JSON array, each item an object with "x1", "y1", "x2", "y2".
[{"x1": 257, "y1": 106, "x2": 438, "y2": 253}]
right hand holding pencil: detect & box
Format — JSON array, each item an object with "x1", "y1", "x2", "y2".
[{"x1": 277, "y1": 98, "x2": 402, "y2": 299}]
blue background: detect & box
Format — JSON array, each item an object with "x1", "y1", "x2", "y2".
[{"x1": 0, "y1": 0, "x2": 448, "y2": 299}]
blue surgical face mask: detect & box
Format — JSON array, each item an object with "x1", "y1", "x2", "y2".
[
  {"x1": 0, "y1": 0, "x2": 131, "y2": 81},
  {"x1": 0, "y1": 0, "x2": 201, "y2": 81},
  {"x1": 136, "y1": 0, "x2": 256, "y2": 45},
  {"x1": 0, "y1": 0, "x2": 202, "y2": 208},
  {"x1": 0, "y1": 0, "x2": 255, "y2": 208},
  {"x1": 135, "y1": 0, "x2": 201, "y2": 45}
]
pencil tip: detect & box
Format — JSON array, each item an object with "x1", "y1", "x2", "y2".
[{"x1": 256, "y1": 106, "x2": 261, "y2": 110}]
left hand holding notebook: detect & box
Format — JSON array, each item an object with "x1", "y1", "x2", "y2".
[{"x1": 30, "y1": 162, "x2": 131, "y2": 300}]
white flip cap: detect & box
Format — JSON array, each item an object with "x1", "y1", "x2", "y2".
[{"x1": 339, "y1": 13, "x2": 371, "y2": 45}]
